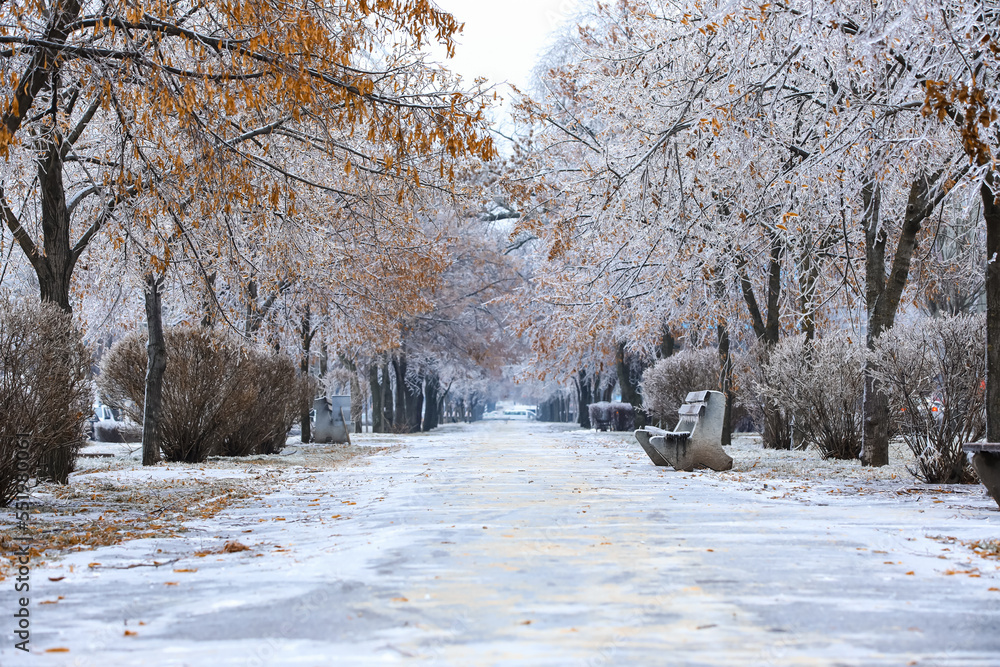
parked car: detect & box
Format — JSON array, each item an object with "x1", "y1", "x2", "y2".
[{"x1": 90, "y1": 404, "x2": 142, "y2": 443}]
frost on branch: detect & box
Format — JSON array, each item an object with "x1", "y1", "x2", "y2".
[{"x1": 870, "y1": 315, "x2": 986, "y2": 484}]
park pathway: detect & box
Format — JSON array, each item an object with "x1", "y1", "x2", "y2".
[{"x1": 8, "y1": 421, "x2": 1000, "y2": 665}]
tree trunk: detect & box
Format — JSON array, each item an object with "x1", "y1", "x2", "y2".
[
  {"x1": 983, "y1": 176, "x2": 1000, "y2": 442},
  {"x1": 368, "y1": 364, "x2": 383, "y2": 433},
  {"x1": 616, "y1": 342, "x2": 645, "y2": 428},
  {"x1": 799, "y1": 249, "x2": 819, "y2": 342},
  {"x1": 141, "y1": 272, "x2": 166, "y2": 466},
  {"x1": 739, "y1": 235, "x2": 789, "y2": 448},
  {"x1": 717, "y1": 322, "x2": 733, "y2": 447},
  {"x1": 862, "y1": 172, "x2": 946, "y2": 466},
  {"x1": 423, "y1": 372, "x2": 440, "y2": 431},
  {"x1": 299, "y1": 306, "x2": 314, "y2": 444},
  {"x1": 575, "y1": 369, "x2": 592, "y2": 428},
  {"x1": 337, "y1": 353, "x2": 364, "y2": 433},
  {"x1": 35, "y1": 136, "x2": 75, "y2": 313},
  {"x1": 601, "y1": 373, "x2": 614, "y2": 402},
  {"x1": 406, "y1": 368, "x2": 424, "y2": 432},
  {"x1": 2, "y1": 3, "x2": 98, "y2": 313},
  {"x1": 658, "y1": 325, "x2": 675, "y2": 359},
  {"x1": 861, "y1": 180, "x2": 890, "y2": 465},
  {"x1": 393, "y1": 354, "x2": 408, "y2": 431},
  {"x1": 200, "y1": 271, "x2": 217, "y2": 328},
  {"x1": 437, "y1": 382, "x2": 451, "y2": 425},
  {"x1": 350, "y1": 371, "x2": 363, "y2": 434},
  {"x1": 381, "y1": 361, "x2": 394, "y2": 430}
]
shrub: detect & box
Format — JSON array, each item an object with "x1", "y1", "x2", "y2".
[
  {"x1": 759, "y1": 333, "x2": 865, "y2": 460},
  {"x1": 222, "y1": 353, "x2": 314, "y2": 456},
  {"x1": 739, "y1": 341, "x2": 793, "y2": 449},
  {"x1": 0, "y1": 297, "x2": 90, "y2": 504},
  {"x1": 100, "y1": 327, "x2": 303, "y2": 462},
  {"x1": 640, "y1": 348, "x2": 718, "y2": 427},
  {"x1": 870, "y1": 314, "x2": 985, "y2": 484}
]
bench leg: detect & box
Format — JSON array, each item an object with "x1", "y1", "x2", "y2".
[{"x1": 971, "y1": 451, "x2": 1000, "y2": 509}]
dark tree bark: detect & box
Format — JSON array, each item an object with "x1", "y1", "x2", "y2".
[
  {"x1": 200, "y1": 271, "x2": 217, "y2": 328},
  {"x1": 405, "y1": 368, "x2": 424, "y2": 432},
  {"x1": 141, "y1": 272, "x2": 166, "y2": 466},
  {"x1": 861, "y1": 181, "x2": 891, "y2": 467},
  {"x1": 299, "y1": 306, "x2": 315, "y2": 444},
  {"x1": 423, "y1": 372, "x2": 440, "y2": 431},
  {"x1": 575, "y1": 369, "x2": 592, "y2": 428},
  {"x1": 380, "y1": 360, "x2": 394, "y2": 430},
  {"x1": 739, "y1": 235, "x2": 789, "y2": 449},
  {"x1": 393, "y1": 354, "x2": 408, "y2": 431},
  {"x1": 368, "y1": 364, "x2": 384, "y2": 433},
  {"x1": 616, "y1": 342, "x2": 645, "y2": 428},
  {"x1": 862, "y1": 172, "x2": 951, "y2": 466},
  {"x1": 438, "y1": 382, "x2": 451, "y2": 425},
  {"x1": 35, "y1": 138, "x2": 75, "y2": 312},
  {"x1": 717, "y1": 322, "x2": 733, "y2": 447},
  {"x1": 983, "y1": 175, "x2": 1000, "y2": 443},
  {"x1": 657, "y1": 325, "x2": 675, "y2": 359}
]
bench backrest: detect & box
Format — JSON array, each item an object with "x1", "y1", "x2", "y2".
[{"x1": 674, "y1": 390, "x2": 725, "y2": 444}]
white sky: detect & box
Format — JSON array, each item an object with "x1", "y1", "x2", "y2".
[{"x1": 431, "y1": 0, "x2": 581, "y2": 92}]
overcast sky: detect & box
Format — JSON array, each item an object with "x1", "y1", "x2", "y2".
[{"x1": 432, "y1": 0, "x2": 581, "y2": 91}]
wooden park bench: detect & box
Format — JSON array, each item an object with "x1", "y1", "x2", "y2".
[
  {"x1": 634, "y1": 390, "x2": 732, "y2": 472},
  {"x1": 962, "y1": 442, "x2": 1000, "y2": 508}
]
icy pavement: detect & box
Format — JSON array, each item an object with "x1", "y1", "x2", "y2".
[{"x1": 4, "y1": 421, "x2": 1000, "y2": 666}]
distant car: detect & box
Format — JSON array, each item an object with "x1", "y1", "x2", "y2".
[
  {"x1": 91, "y1": 404, "x2": 142, "y2": 443},
  {"x1": 501, "y1": 407, "x2": 537, "y2": 420}
]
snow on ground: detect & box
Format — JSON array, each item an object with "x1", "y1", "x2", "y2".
[{"x1": 2, "y1": 422, "x2": 999, "y2": 665}]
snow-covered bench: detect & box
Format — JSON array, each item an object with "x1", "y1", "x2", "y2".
[
  {"x1": 634, "y1": 390, "x2": 732, "y2": 472},
  {"x1": 963, "y1": 442, "x2": 1000, "y2": 508}
]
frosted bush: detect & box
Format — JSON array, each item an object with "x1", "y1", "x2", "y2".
[
  {"x1": 0, "y1": 297, "x2": 90, "y2": 503},
  {"x1": 100, "y1": 327, "x2": 306, "y2": 462},
  {"x1": 870, "y1": 314, "x2": 985, "y2": 484},
  {"x1": 222, "y1": 353, "x2": 313, "y2": 456},
  {"x1": 759, "y1": 333, "x2": 864, "y2": 460},
  {"x1": 640, "y1": 348, "x2": 718, "y2": 427}
]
